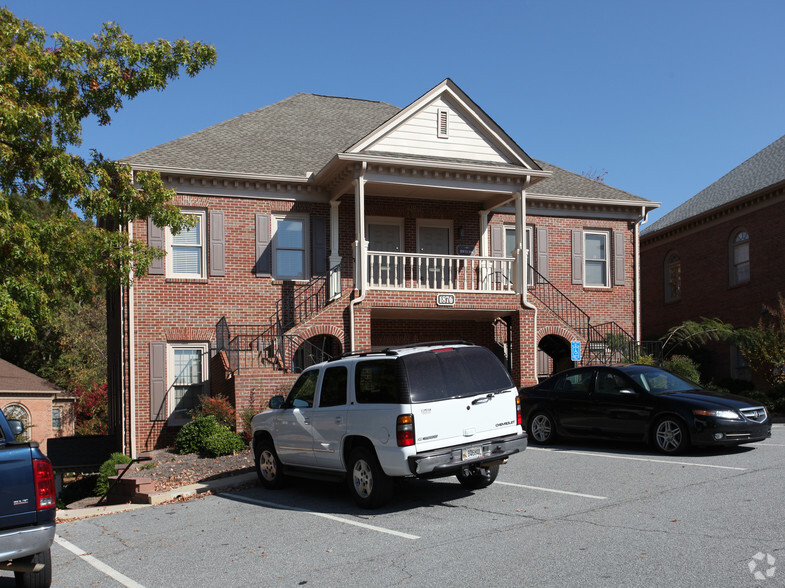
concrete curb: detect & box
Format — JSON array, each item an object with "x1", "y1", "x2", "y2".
[{"x1": 57, "y1": 472, "x2": 258, "y2": 521}]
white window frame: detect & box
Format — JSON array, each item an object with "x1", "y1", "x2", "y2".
[
  {"x1": 166, "y1": 209, "x2": 206, "y2": 279},
  {"x1": 167, "y1": 342, "x2": 210, "y2": 422},
  {"x1": 272, "y1": 213, "x2": 309, "y2": 280},
  {"x1": 584, "y1": 230, "x2": 610, "y2": 288}
]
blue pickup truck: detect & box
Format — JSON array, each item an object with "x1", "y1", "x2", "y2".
[{"x1": 0, "y1": 407, "x2": 56, "y2": 587}]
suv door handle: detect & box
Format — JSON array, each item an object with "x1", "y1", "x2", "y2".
[
  {"x1": 303, "y1": 417, "x2": 311, "y2": 425},
  {"x1": 335, "y1": 416, "x2": 342, "y2": 424},
  {"x1": 472, "y1": 394, "x2": 494, "y2": 405}
]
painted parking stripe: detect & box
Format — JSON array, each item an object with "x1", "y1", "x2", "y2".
[
  {"x1": 54, "y1": 535, "x2": 145, "y2": 588},
  {"x1": 225, "y1": 493, "x2": 420, "y2": 540},
  {"x1": 528, "y1": 447, "x2": 747, "y2": 471},
  {"x1": 497, "y1": 481, "x2": 607, "y2": 499}
]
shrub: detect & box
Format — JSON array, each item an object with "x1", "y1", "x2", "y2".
[
  {"x1": 240, "y1": 406, "x2": 264, "y2": 444},
  {"x1": 191, "y1": 394, "x2": 235, "y2": 428},
  {"x1": 661, "y1": 355, "x2": 702, "y2": 384},
  {"x1": 94, "y1": 452, "x2": 132, "y2": 496},
  {"x1": 175, "y1": 415, "x2": 223, "y2": 455},
  {"x1": 203, "y1": 427, "x2": 246, "y2": 457}
]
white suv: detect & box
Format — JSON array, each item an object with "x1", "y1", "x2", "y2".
[{"x1": 251, "y1": 341, "x2": 527, "y2": 508}]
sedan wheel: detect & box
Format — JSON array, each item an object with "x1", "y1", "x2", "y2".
[
  {"x1": 528, "y1": 411, "x2": 556, "y2": 445},
  {"x1": 653, "y1": 417, "x2": 689, "y2": 455}
]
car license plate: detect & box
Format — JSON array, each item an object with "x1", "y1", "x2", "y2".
[{"x1": 462, "y1": 446, "x2": 482, "y2": 461}]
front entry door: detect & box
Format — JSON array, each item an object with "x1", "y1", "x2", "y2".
[
  {"x1": 368, "y1": 223, "x2": 402, "y2": 286},
  {"x1": 418, "y1": 225, "x2": 451, "y2": 288}
]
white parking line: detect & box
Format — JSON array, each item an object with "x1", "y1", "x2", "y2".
[
  {"x1": 225, "y1": 493, "x2": 420, "y2": 540},
  {"x1": 496, "y1": 481, "x2": 607, "y2": 499},
  {"x1": 752, "y1": 442, "x2": 785, "y2": 447},
  {"x1": 54, "y1": 535, "x2": 145, "y2": 588},
  {"x1": 528, "y1": 447, "x2": 747, "y2": 470}
]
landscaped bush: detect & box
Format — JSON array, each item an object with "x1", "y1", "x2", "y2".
[
  {"x1": 191, "y1": 394, "x2": 236, "y2": 428},
  {"x1": 240, "y1": 405, "x2": 264, "y2": 444},
  {"x1": 661, "y1": 355, "x2": 702, "y2": 384},
  {"x1": 175, "y1": 414, "x2": 247, "y2": 456},
  {"x1": 202, "y1": 426, "x2": 246, "y2": 457},
  {"x1": 175, "y1": 415, "x2": 223, "y2": 454},
  {"x1": 94, "y1": 452, "x2": 133, "y2": 496}
]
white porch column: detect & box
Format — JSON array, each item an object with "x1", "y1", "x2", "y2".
[{"x1": 354, "y1": 164, "x2": 368, "y2": 292}]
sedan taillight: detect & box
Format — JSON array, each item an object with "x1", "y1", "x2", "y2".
[
  {"x1": 33, "y1": 458, "x2": 56, "y2": 510},
  {"x1": 396, "y1": 414, "x2": 415, "y2": 447}
]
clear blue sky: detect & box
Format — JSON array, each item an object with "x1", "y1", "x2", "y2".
[{"x1": 6, "y1": 0, "x2": 785, "y2": 225}]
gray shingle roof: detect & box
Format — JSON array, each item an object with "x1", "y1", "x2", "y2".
[
  {"x1": 531, "y1": 160, "x2": 651, "y2": 203},
  {"x1": 644, "y1": 133, "x2": 785, "y2": 234},
  {"x1": 123, "y1": 93, "x2": 401, "y2": 177},
  {"x1": 123, "y1": 92, "x2": 653, "y2": 206}
]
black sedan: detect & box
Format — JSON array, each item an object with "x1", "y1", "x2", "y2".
[{"x1": 519, "y1": 365, "x2": 771, "y2": 454}]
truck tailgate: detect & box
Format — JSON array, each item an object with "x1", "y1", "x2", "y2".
[{"x1": 0, "y1": 446, "x2": 36, "y2": 530}]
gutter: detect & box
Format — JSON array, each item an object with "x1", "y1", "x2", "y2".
[{"x1": 634, "y1": 205, "x2": 650, "y2": 342}]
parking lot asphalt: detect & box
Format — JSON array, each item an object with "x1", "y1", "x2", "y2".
[{"x1": 21, "y1": 424, "x2": 785, "y2": 587}]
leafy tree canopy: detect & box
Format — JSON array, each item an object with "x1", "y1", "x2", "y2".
[{"x1": 0, "y1": 8, "x2": 216, "y2": 342}]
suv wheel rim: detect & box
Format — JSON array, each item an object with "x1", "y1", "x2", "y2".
[
  {"x1": 531, "y1": 414, "x2": 551, "y2": 442},
  {"x1": 260, "y1": 450, "x2": 277, "y2": 481},
  {"x1": 656, "y1": 420, "x2": 682, "y2": 452},
  {"x1": 352, "y1": 458, "x2": 373, "y2": 498}
]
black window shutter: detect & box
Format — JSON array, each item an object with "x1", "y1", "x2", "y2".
[
  {"x1": 311, "y1": 216, "x2": 327, "y2": 275},
  {"x1": 209, "y1": 211, "x2": 225, "y2": 277},
  {"x1": 571, "y1": 229, "x2": 584, "y2": 284},
  {"x1": 255, "y1": 214, "x2": 271, "y2": 277},
  {"x1": 148, "y1": 218, "x2": 165, "y2": 275},
  {"x1": 536, "y1": 227, "x2": 549, "y2": 282},
  {"x1": 614, "y1": 230, "x2": 626, "y2": 286},
  {"x1": 149, "y1": 342, "x2": 166, "y2": 421}
]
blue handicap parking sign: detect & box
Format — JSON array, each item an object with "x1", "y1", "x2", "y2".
[{"x1": 570, "y1": 340, "x2": 581, "y2": 361}]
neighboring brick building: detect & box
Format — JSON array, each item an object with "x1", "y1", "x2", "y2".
[
  {"x1": 641, "y1": 133, "x2": 785, "y2": 383},
  {"x1": 0, "y1": 358, "x2": 76, "y2": 453},
  {"x1": 111, "y1": 79, "x2": 658, "y2": 454}
]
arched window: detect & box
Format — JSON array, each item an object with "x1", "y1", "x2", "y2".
[
  {"x1": 664, "y1": 251, "x2": 681, "y2": 302},
  {"x1": 730, "y1": 229, "x2": 750, "y2": 285},
  {"x1": 2, "y1": 403, "x2": 31, "y2": 440}
]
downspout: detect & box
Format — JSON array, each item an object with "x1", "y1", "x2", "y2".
[
  {"x1": 127, "y1": 220, "x2": 137, "y2": 459},
  {"x1": 634, "y1": 205, "x2": 650, "y2": 343},
  {"x1": 349, "y1": 163, "x2": 368, "y2": 352}
]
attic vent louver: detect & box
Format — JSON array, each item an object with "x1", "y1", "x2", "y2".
[{"x1": 437, "y1": 108, "x2": 449, "y2": 139}]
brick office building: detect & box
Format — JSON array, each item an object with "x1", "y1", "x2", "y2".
[
  {"x1": 110, "y1": 79, "x2": 658, "y2": 454},
  {"x1": 641, "y1": 133, "x2": 785, "y2": 383}
]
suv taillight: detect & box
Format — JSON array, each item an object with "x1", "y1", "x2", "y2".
[
  {"x1": 516, "y1": 396, "x2": 522, "y2": 427},
  {"x1": 33, "y1": 458, "x2": 56, "y2": 510},
  {"x1": 396, "y1": 414, "x2": 415, "y2": 447}
]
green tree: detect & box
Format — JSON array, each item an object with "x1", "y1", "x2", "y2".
[
  {"x1": 0, "y1": 8, "x2": 217, "y2": 344},
  {"x1": 735, "y1": 295, "x2": 785, "y2": 388}
]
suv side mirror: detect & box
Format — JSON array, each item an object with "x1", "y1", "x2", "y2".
[
  {"x1": 268, "y1": 395, "x2": 285, "y2": 410},
  {"x1": 8, "y1": 420, "x2": 24, "y2": 436}
]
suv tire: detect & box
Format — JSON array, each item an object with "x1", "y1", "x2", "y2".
[
  {"x1": 255, "y1": 439, "x2": 286, "y2": 489},
  {"x1": 456, "y1": 464, "x2": 499, "y2": 490},
  {"x1": 347, "y1": 447, "x2": 393, "y2": 509}
]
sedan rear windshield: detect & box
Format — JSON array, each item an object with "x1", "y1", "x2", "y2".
[{"x1": 401, "y1": 346, "x2": 514, "y2": 403}]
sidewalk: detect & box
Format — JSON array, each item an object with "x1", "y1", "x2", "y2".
[{"x1": 56, "y1": 471, "x2": 258, "y2": 521}]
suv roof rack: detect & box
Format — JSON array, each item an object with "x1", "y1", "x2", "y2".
[{"x1": 329, "y1": 340, "x2": 474, "y2": 362}]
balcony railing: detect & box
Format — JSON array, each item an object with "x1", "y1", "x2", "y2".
[{"x1": 367, "y1": 252, "x2": 515, "y2": 293}]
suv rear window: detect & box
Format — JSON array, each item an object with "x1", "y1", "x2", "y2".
[
  {"x1": 401, "y1": 346, "x2": 513, "y2": 403},
  {"x1": 355, "y1": 360, "x2": 405, "y2": 404}
]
